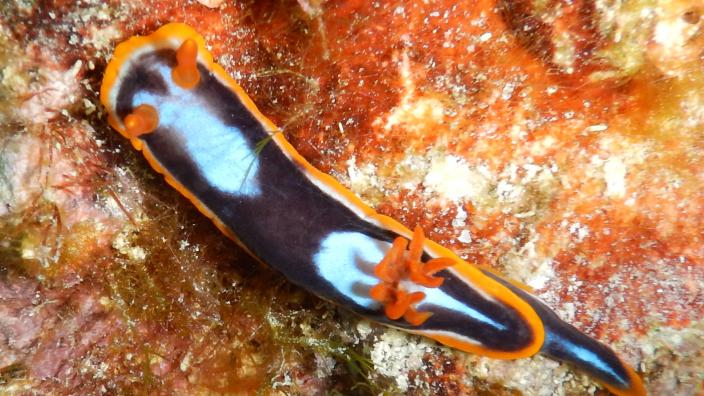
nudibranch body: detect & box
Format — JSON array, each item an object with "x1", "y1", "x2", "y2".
[{"x1": 100, "y1": 23, "x2": 646, "y2": 396}]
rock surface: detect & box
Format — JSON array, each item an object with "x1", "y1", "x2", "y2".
[{"x1": 1, "y1": 0, "x2": 702, "y2": 394}]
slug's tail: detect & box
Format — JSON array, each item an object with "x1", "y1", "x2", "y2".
[
  {"x1": 540, "y1": 316, "x2": 647, "y2": 396},
  {"x1": 481, "y1": 270, "x2": 647, "y2": 396}
]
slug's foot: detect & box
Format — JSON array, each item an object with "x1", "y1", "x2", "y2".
[{"x1": 370, "y1": 226, "x2": 455, "y2": 326}]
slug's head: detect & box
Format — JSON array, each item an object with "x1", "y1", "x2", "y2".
[
  {"x1": 99, "y1": 22, "x2": 271, "y2": 218},
  {"x1": 100, "y1": 23, "x2": 210, "y2": 149}
]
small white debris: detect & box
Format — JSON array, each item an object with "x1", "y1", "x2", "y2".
[
  {"x1": 346, "y1": 156, "x2": 380, "y2": 198},
  {"x1": 83, "y1": 98, "x2": 96, "y2": 115},
  {"x1": 452, "y1": 206, "x2": 468, "y2": 227},
  {"x1": 112, "y1": 229, "x2": 147, "y2": 261},
  {"x1": 603, "y1": 157, "x2": 627, "y2": 198},
  {"x1": 196, "y1": 0, "x2": 225, "y2": 8},
  {"x1": 180, "y1": 352, "x2": 192, "y2": 372},
  {"x1": 496, "y1": 179, "x2": 524, "y2": 203},
  {"x1": 585, "y1": 124, "x2": 608, "y2": 132},
  {"x1": 178, "y1": 240, "x2": 190, "y2": 251},
  {"x1": 514, "y1": 210, "x2": 535, "y2": 218},
  {"x1": 457, "y1": 229, "x2": 472, "y2": 243},
  {"x1": 501, "y1": 82, "x2": 516, "y2": 100},
  {"x1": 569, "y1": 222, "x2": 590, "y2": 243},
  {"x1": 479, "y1": 32, "x2": 492, "y2": 42},
  {"x1": 356, "y1": 320, "x2": 373, "y2": 339}
]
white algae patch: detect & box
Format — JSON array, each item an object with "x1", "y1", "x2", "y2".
[
  {"x1": 370, "y1": 330, "x2": 433, "y2": 391},
  {"x1": 423, "y1": 155, "x2": 489, "y2": 203}
]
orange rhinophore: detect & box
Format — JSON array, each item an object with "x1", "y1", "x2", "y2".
[
  {"x1": 172, "y1": 38, "x2": 200, "y2": 89},
  {"x1": 124, "y1": 104, "x2": 159, "y2": 138}
]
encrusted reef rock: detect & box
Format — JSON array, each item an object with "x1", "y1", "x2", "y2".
[{"x1": 1, "y1": 1, "x2": 702, "y2": 394}]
